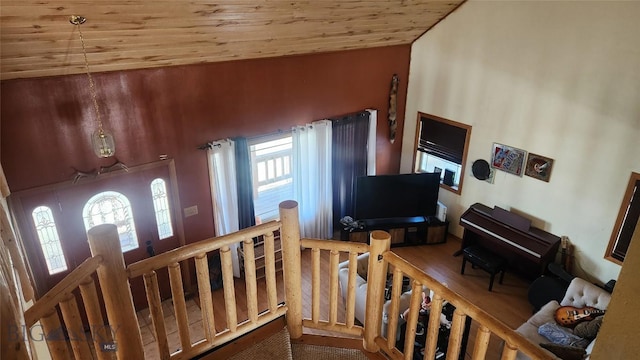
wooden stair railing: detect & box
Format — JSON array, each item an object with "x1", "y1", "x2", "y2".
[
  {"x1": 22, "y1": 223, "x2": 144, "y2": 360},
  {"x1": 127, "y1": 219, "x2": 288, "y2": 360},
  {"x1": 374, "y1": 252, "x2": 559, "y2": 360},
  {"x1": 23, "y1": 256, "x2": 107, "y2": 360},
  {"x1": 280, "y1": 200, "x2": 558, "y2": 360},
  {"x1": 23, "y1": 200, "x2": 558, "y2": 360}
]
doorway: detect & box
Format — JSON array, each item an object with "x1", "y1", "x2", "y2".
[{"x1": 10, "y1": 160, "x2": 184, "y2": 309}]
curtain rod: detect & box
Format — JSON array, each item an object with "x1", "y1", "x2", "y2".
[
  {"x1": 197, "y1": 142, "x2": 222, "y2": 150},
  {"x1": 197, "y1": 128, "x2": 288, "y2": 150}
]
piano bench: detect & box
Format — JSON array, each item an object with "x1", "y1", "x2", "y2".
[{"x1": 461, "y1": 246, "x2": 507, "y2": 291}]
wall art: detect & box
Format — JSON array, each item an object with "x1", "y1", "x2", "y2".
[
  {"x1": 491, "y1": 143, "x2": 526, "y2": 176},
  {"x1": 525, "y1": 153, "x2": 554, "y2": 182}
]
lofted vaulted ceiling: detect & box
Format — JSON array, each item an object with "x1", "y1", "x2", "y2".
[{"x1": 0, "y1": 1, "x2": 464, "y2": 81}]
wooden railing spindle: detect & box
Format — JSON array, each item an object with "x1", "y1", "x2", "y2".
[
  {"x1": 40, "y1": 308, "x2": 71, "y2": 360},
  {"x1": 311, "y1": 247, "x2": 321, "y2": 324},
  {"x1": 143, "y1": 271, "x2": 170, "y2": 359},
  {"x1": 501, "y1": 342, "x2": 518, "y2": 360},
  {"x1": 59, "y1": 294, "x2": 93, "y2": 360},
  {"x1": 169, "y1": 262, "x2": 191, "y2": 351},
  {"x1": 242, "y1": 238, "x2": 259, "y2": 324},
  {"x1": 194, "y1": 253, "x2": 216, "y2": 341},
  {"x1": 220, "y1": 245, "x2": 238, "y2": 332},
  {"x1": 446, "y1": 309, "x2": 467, "y2": 360},
  {"x1": 345, "y1": 251, "x2": 358, "y2": 329},
  {"x1": 386, "y1": 267, "x2": 403, "y2": 349},
  {"x1": 329, "y1": 249, "x2": 339, "y2": 326},
  {"x1": 78, "y1": 277, "x2": 112, "y2": 360},
  {"x1": 424, "y1": 293, "x2": 445, "y2": 360},
  {"x1": 472, "y1": 325, "x2": 491, "y2": 360},
  {"x1": 263, "y1": 231, "x2": 278, "y2": 313},
  {"x1": 403, "y1": 281, "x2": 423, "y2": 360}
]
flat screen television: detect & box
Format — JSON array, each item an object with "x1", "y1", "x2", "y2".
[{"x1": 354, "y1": 173, "x2": 441, "y2": 220}]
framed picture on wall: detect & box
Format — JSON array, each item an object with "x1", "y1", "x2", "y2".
[
  {"x1": 491, "y1": 143, "x2": 526, "y2": 176},
  {"x1": 524, "y1": 153, "x2": 554, "y2": 182}
]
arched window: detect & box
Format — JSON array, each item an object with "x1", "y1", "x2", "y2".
[
  {"x1": 31, "y1": 206, "x2": 67, "y2": 274},
  {"x1": 150, "y1": 178, "x2": 174, "y2": 239},
  {"x1": 82, "y1": 191, "x2": 139, "y2": 252}
]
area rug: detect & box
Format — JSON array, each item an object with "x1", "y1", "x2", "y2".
[
  {"x1": 226, "y1": 326, "x2": 368, "y2": 360},
  {"x1": 227, "y1": 327, "x2": 293, "y2": 360},
  {"x1": 291, "y1": 343, "x2": 369, "y2": 360}
]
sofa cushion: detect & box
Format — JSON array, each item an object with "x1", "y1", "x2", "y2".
[
  {"x1": 560, "y1": 278, "x2": 610, "y2": 310},
  {"x1": 526, "y1": 300, "x2": 560, "y2": 328},
  {"x1": 573, "y1": 315, "x2": 603, "y2": 340},
  {"x1": 539, "y1": 343, "x2": 586, "y2": 360},
  {"x1": 537, "y1": 322, "x2": 589, "y2": 348}
]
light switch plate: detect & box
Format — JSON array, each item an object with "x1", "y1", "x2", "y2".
[{"x1": 184, "y1": 205, "x2": 198, "y2": 217}]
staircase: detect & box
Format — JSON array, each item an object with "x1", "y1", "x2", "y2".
[{"x1": 19, "y1": 200, "x2": 559, "y2": 360}]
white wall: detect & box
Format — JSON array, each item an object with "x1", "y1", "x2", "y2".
[{"x1": 400, "y1": 0, "x2": 640, "y2": 283}]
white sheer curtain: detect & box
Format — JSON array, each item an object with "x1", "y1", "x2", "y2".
[
  {"x1": 207, "y1": 139, "x2": 241, "y2": 277},
  {"x1": 366, "y1": 109, "x2": 377, "y2": 176},
  {"x1": 292, "y1": 120, "x2": 333, "y2": 239}
]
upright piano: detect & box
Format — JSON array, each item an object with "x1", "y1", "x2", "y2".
[{"x1": 459, "y1": 203, "x2": 561, "y2": 280}]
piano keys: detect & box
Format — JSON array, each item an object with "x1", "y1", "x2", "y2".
[{"x1": 459, "y1": 203, "x2": 561, "y2": 280}]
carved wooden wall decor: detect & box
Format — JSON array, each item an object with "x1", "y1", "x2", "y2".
[{"x1": 388, "y1": 74, "x2": 399, "y2": 143}]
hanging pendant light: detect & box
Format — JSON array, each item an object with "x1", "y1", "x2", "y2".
[{"x1": 70, "y1": 15, "x2": 115, "y2": 158}]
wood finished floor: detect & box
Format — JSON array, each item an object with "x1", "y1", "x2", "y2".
[{"x1": 144, "y1": 234, "x2": 533, "y2": 359}]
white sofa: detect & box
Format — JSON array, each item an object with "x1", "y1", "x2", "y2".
[
  {"x1": 515, "y1": 277, "x2": 611, "y2": 360},
  {"x1": 337, "y1": 252, "x2": 428, "y2": 338}
]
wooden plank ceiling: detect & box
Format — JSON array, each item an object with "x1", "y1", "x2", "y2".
[{"x1": 0, "y1": 1, "x2": 464, "y2": 81}]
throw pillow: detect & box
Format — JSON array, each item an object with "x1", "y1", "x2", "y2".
[
  {"x1": 540, "y1": 342, "x2": 586, "y2": 360},
  {"x1": 573, "y1": 315, "x2": 603, "y2": 340},
  {"x1": 538, "y1": 322, "x2": 590, "y2": 348}
]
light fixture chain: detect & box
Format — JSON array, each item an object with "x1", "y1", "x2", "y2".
[{"x1": 76, "y1": 22, "x2": 104, "y2": 133}]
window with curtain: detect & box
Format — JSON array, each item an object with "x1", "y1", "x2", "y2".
[
  {"x1": 248, "y1": 133, "x2": 293, "y2": 223},
  {"x1": 331, "y1": 111, "x2": 371, "y2": 232},
  {"x1": 414, "y1": 112, "x2": 471, "y2": 194}
]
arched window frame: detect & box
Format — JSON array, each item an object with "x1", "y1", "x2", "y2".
[{"x1": 82, "y1": 191, "x2": 139, "y2": 252}]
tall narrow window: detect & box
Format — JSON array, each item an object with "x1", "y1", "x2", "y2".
[
  {"x1": 151, "y1": 178, "x2": 174, "y2": 239},
  {"x1": 31, "y1": 206, "x2": 67, "y2": 274},
  {"x1": 82, "y1": 191, "x2": 139, "y2": 252}
]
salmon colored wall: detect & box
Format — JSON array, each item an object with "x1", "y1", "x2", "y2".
[{"x1": 1, "y1": 45, "x2": 411, "y2": 244}]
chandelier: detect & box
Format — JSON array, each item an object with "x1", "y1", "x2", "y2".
[{"x1": 70, "y1": 15, "x2": 115, "y2": 158}]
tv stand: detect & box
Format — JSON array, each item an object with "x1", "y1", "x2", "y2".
[{"x1": 347, "y1": 216, "x2": 448, "y2": 246}]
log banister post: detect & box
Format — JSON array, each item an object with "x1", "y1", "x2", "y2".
[
  {"x1": 363, "y1": 230, "x2": 391, "y2": 352},
  {"x1": 87, "y1": 224, "x2": 144, "y2": 359},
  {"x1": 279, "y1": 200, "x2": 303, "y2": 339}
]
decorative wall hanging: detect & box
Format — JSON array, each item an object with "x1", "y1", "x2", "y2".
[
  {"x1": 471, "y1": 159, "x2": 494, "y2": 183},
  {"x1": 388, "y1": 74, "x2": 399, "y2": 143},
  {"x1": 491, "y1": 143, "x2": 526, "y2": 176},
  {"x1": 70, "y1": 15, "x2": 116, "y2": 158},
  {"x1": 524, "y1": 153, "x2": 554, "y2": 182}
]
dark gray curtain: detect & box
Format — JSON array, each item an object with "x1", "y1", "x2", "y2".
[
  {"x1": 234, "y1": 137, "x2": 256, "y2": 230},
  {"x1": 331, "y1": 111, "x2": 370, "y2": 232}
]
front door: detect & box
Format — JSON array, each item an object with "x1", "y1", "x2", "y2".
[{"x1": 11, "y1": 160, "x2": 183, "y2": 309}]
